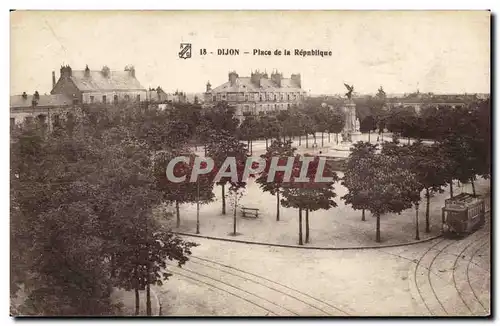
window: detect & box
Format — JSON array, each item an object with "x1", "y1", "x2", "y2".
[
  {"x1": 136, "y1": 95, "x2": 140, "y2": 102},
  {"x1": 245, "y1": 95, "x2": 248, "y2": 102},
  {"x1": 102, "y1": 95, "x2": 107, "y2": 103},
  {"x1": 260, "y1": 95, "x2": 263, "y2": 102},
  {"x1": 90, "y1": 96, "x2": 94, "y2": 103},
  {"x1": 213, "y1": 96, "x2": 216, "y2": 102},
  {"x1": 114, "y1": 95, "x2": 118, "y2": 104},
  {"x1": 25, "y1": 116, "x2": 33, "y2": 124},
  {"x1": 274, "y1": 94, "x2": 277, "y2": 101},
  {"x1": 287, "y1": 94, "x2": 290, "y2": 101},
  {"x1": 73, "y1": 98, "x2": 79, "y2": 105},
  {"x1": 124, "y1": 94, "x2": 130, "y2": 101}
]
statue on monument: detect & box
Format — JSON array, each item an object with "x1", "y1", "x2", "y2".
[{"x1": 344, "y1": 83, "x2": 354, "y2": 100}]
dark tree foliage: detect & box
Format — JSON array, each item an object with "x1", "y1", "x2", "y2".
[{"x1": 11, "y1": 105, "x2": 198, "y2": 316}]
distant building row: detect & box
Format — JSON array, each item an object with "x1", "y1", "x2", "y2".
[
  {"x1": 204, "y1": 70, "x2": 307, "y2": 118},
  {"x1": 10, "y1": 65, "x2": 188, "y2": 129}
]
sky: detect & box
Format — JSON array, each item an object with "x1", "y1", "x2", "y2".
[{"x1": 10, "y1": 10, "x2": 490, "y2": 96}]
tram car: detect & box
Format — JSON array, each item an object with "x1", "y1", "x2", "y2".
[{"x1": 442, "y1": 193, "x2": 485, "y2": 238}]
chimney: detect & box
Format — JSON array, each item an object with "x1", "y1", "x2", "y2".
[
  {"x1": 84, "y1": 65, "x2": 90, "y2": 77},
  {"x1": 60, "y1": 65, "x2": 72, "y2": 78},
  {"x1": 52, "y1": 71, "x2": 56, "y2": 89},
  {"x1": 31, "y1": 91, "x2": 39, "y2": 107},
  {"x1": 271, "y1": 70, "x2": 282, "y2": 87},
  {"x1": 206, "y1": 81, "x2": 212, "y2": 92},
  {"x1": 101, "y1": 66, "x2": 110, "y2": 78},
  {"x1": 291, "y1": 73, "x2": 301, "y2": 88},
  {"x1": 251, "y1": 70, "x2": 262, "y2": 87},
  {"x1": 21, "y1": 92, "x2": 27, "y2": 100},
  {"x1": 125, "y1": 65, "x2": 135, "y2": 78},
  {"x1": 228, "y1": 71, "x2": 238, "y2": 86}
]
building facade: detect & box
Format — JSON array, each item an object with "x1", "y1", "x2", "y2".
[
  {"x1": 51, "y1": 64, "x2": 147, "y2": 105},
  {"x1": 10, "y1": 91, "x2": 74, "y2": 131},
  {"x1": 204, "y1": 70, "x2": 307, "y2": 119}
]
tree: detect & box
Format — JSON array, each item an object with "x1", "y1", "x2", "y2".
[
  {"x1": 280, "y1": 155, "x2": 339, "y2": 244},
  {"x1": 325, "y1": 107, "x2": 345, "y2": 144},
  {"x1": 206, "y1": 131, "x2": 248, "y2": 216},
  {"x1": 11, "y1": 105, "x2": 199, "y2": 316},
  {"x1": 256, "y1": 139, "x2": 297, "y2": 221},
  {"x1": 345, "y1": 146, "x2": 421, "y2": 242},
  {"x1": 409, "y1": 141, "x2": 448, "y2": 233},
  {"x1": 359, "y1": 116, "x2": 377, "y2": 142},
  {"x1": 342, "y1": 142, "x2": 378, "y2": 221},
  {"x1": 154, "y1": 152, "x2": 215, "y2": 228},
  {"x1": 237, "y1": 115, "x2": 260, "y2": 155}
]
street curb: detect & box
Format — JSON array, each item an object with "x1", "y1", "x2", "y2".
[{"x1": 172, "y1": 231, "x2": 443, "y2": 251}]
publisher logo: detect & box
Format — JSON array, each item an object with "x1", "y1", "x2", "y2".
[{"x1": 179, "y1": 43, "x2": 192, "y2": 59}]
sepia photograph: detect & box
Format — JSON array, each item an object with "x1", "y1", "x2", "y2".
[{"x1": 9, "y1": 10, "x2": 491, "y2": 317}]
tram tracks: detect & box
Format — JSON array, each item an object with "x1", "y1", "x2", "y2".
[
  {"x1": 166, "y1": 255, "x2": 350, "y2": 316},
  {"x1": 412, "y1": 219, "x2": 490, "y2": 316}
]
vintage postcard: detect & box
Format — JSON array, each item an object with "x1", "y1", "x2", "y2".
[{"x1": 10, "y1": 10, "x2": 491, "y2": 317}]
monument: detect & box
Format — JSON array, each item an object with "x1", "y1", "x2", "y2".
[
  {"x1": 341, "y1": 83, "x2": 358, "y2": 140},
  {"x1": 333, "y1": 83, "x2": 358, "y2": 153}
]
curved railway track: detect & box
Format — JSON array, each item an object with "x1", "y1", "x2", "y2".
[
  {"x1": 166, "y1": 255, "x2": 350, "y2": 316},
  {"x1": 466, "y1": 240, "x2": 490, "y2": 313},
  {"x1": 412, "y1": 219, "x2": 490, "y2": 316}
]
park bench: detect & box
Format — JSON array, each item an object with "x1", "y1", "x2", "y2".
[{"x1": 241, "y1": 207, "x2": 259, "y2": 219}]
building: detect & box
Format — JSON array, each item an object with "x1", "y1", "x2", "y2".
[
  {"x1": 10, "y1": 91, "x2": 74, "y2": 130},
  {"x1": 51, "y1": 64, "x2": 147, "y2": 105},
  {"x1": 204, "y1": 70, "x2": 307, "y2": 119}
]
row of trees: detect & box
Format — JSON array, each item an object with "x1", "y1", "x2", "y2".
[
  {"x1": 343, "y1": 99, "x2": 490, "y2": 242},
  {"x1": 153, "y1": 97, "x2": 490, "y2": 246},
  {"x1": 11, "y1": 104, "x2": 202, "y2": 315}
]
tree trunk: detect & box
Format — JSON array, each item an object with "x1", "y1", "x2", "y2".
[
  {"x1": 204, "y1": 144, "x2": 207, "y2": 156},
  {"x1": 305, "y1": 209, "x2": 310, "y2": 243},
  {"x1": 368, "y1": 130, "x2": 371, "y2": 142},
  {"x1": 233, "y1": 194, "x2": 237, "y2": 235},
  {"x1": 321, "y1": 132, "x2": 324, "y2": 147},
  {"x1": 376, "y1": 213, "x2": 381, "y2": 243},
  {"x1": 276, "y1": 190, "x2": 280, "y2": 221},
  {"x1": 146, "y1": 282, "x2": 151, "y2": 316},
  {"x1": 134, "y1": 271, "x2": 140, "y2": 315},
  {"x1": 221, "y1": 184, "x2": 226, "y2": 215},
  {"x1": 299, "y1": 135, "x2": 301, "y2": 146},
  {"x1": 415, "y1": 203, "x2": 420, "y2": 240},
  {"x1": 194, "y1": 143, "x2": 197, "y2": 151},
  {"x1": 449, "y1": 179, "x2": 453, "y2": 198},
  {"x1": 306, "y1": 134, "x2": 309, "y2": 148},
  {"x1": 298, "y1": 209, "x2": 303, "y2": 245},
  {"x1": 425, "y1": 188, "x2": 430, "y2": 233},
  {"x1": 407, "y1": 137, "x2": 411, "y2": 145},
  {"x1": 250, "y1": 139, "x2": 253, "y2": 156},
  {"x1": 175, "y1": 200, "x2": 180, "y2": 228},
  {"x1": 471, "y1": 177, "x2": 476, "y2": 196},
  {"x1": 328, "y1": 132, "x2": 331, "y2": 143},
  {"x1": 265, "y1": 138, "x2": 268, "y2": 150},
  {"x1": 336, "y1": 133, "x2": 339, "y2": 144},
  {"x1": 362, "y1": 208, "x2": 366, "y2": 221}
]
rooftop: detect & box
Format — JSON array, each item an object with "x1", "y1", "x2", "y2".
[
  {"x1": 69, "y1": 69, "x2": 146, "y2": 92},
  {"x1": 10, "y1": 93, "x2": 73, "y2": 109}
]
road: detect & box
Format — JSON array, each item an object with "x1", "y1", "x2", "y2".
[{"x1": 156, "y1": 216, "x2": 490, "y2": 316}]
